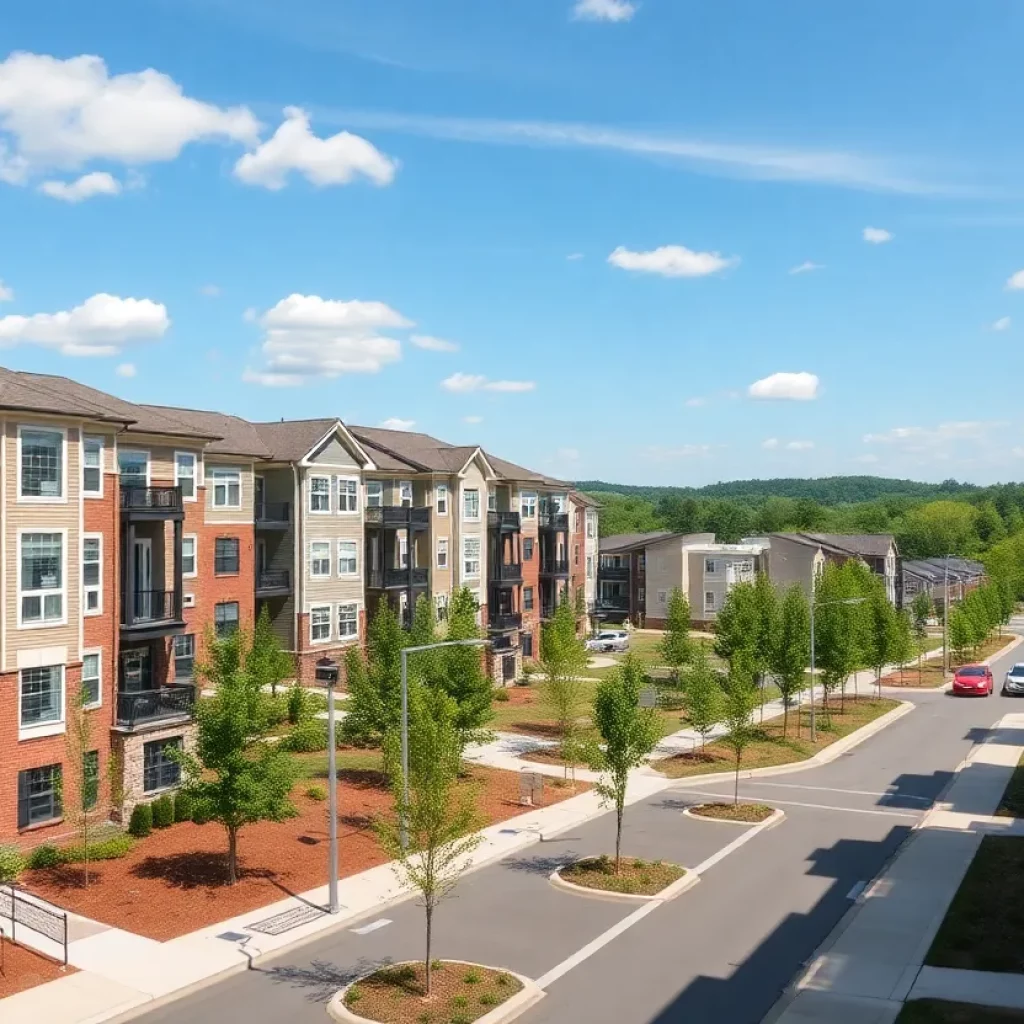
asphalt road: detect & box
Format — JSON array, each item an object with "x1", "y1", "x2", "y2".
[{"x1": 136, "y1": 631, "x2": 1024, "y2": 1024}]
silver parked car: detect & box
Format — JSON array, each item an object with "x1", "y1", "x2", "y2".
[
  {"x1": 586, "y1": 629, "x2": 630, "y2": 653},
  {"x1": 1003, "y1": 664, "x2": 1024, "y2": 696}
]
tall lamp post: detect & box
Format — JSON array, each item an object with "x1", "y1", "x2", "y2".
[
  {"x1": 315, "y1": 656, "x2": 341, "y2": 914},
  {"x1": 809, "y1": 594, "x2": 865, "y2": 744},
  {"x1": 399, "y1": 638, "x2": 488, "y2": 850}
]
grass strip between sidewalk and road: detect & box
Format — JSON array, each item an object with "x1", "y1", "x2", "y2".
[{"x1": 898, "y1": 1000, "x2": 1024, "y2": 1022}]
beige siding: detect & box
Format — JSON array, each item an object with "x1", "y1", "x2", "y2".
[
  {"x1": 205, "y1": 458, "x2": 254, "y2": 524},
  {"x1": 643, "y1": 538, "x2": 684, "y2": 621},
  {"x1": 310, "y1": 434, "x2": 360, "y2": 469},
  {"x1": 299, "y1": 467, "x2": 363, "y2": 609},
  {"x1": 428, "y1": 474, "x2": 454, "y2": 600},
  {"x1": 455, "y1": 461, "x2": 488, "y2": 596},
  {"x1": 765, "y1": 538, "x2": 821, "y2": 597}
]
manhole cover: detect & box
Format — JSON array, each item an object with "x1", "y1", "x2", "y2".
[{"x1": 247, "y1": 905, "x2": 326, "y2": 936}]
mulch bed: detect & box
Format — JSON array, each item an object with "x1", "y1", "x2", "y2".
[
  {"x1": 560, "y1": 856, "x2": 684, "y2": 896},
  {"x1": 22, "y1": 764, "x2": 583, "y2": 942},
  {"x1": 689, "y1": 802, "x2": 775, "y2": 823},
  {"x1": 0, "y1": 938, "x2": 72, "y2": 998},
  {"x1": 344, "y1": 961, "x2": 521, "y2": 1023}
]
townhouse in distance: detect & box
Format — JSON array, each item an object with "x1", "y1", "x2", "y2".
[{"x1": 0, "y1": 367, "x2": 595, "y2": 849}]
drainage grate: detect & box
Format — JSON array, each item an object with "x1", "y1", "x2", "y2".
[{"x1": 246, "y1": 905, "x2": 327, "y2": 936}]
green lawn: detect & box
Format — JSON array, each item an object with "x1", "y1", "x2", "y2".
[
  {"x1": 898, "y1": 1001, "x2": 1024, "y2": 1023},
  {"x1": 290, "y1": 748, "x2": 385, "y2": 779},
  {"x1": 997, "y1": 753, "x2": 1024, "y2": 818}
]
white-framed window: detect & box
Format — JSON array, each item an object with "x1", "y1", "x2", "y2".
[
  {"x1": 83, "y1": 435, "x2": 104, "y2": 497},
  {"x1": 182, "y1": 535, "x2": 197, "y2": 577},
  {"x1": 310, "y1": 540, "x2": 331, "y2": 578},
  {"x1": 19, "y1": 531, "x2": 66, "y2": 627},
  {"x1": 81, "y1": 650, "x2": 102, "y2": 708},
  {"x1": 520, "y1": 492, "x2": 537, "y2": 519},
  {"x1": 175, "y1": 451, "x2": 198, "y2": 501},
  {"x1": 586, "y1": 555, "x2": 594, "y2": 579},
  {"x1": 211, "y1": 467, "x2": 241, "y2": 509},
  {"x1": 399, "y1": 534, "x2": 409, "y2": 568},
  {"x1": 310, "y1": 605, "x2": 331, "y2": 643},
  {"x1": 705, "y1": 558, "x2": 718, "y2": 574},
  {"x1": 705, "y1": 591, "x2": 717, "y2": 613},
  {"x1": 657, "y1": 590, "x2": 667, "y2": 606},
  {"x1": 118, "y1": 449, "x2": 150, "y2": 488},
  {"x1": 19, "y1": 426, "x2": 66, "y2": 501},
  {"x1": 399, "y1": 480, "x2": 413, "y2": 507},
  {"x1": 437, "y1": 537, "x2": 449, "y2": 569},
  {"x1": 435, "y1": 592, "x2": 449, "y2": 622},
  {"x1": 337, "y1": 602, "x2": 359, "y2": 640},
  {"x1": 19, "y1": 665, "x2": 65, "y2": 733},
  {"x1": 83, "y1": 533, "x2": 102, "y2": 615},
  {"x1": 463, "y1": 488, "x2": 480, "y2": 521},
  {"x1": 487, "y1": 489, "x2": 497, "y2": 513},
  {"x1": 309, "y1": 475, "x2": 331, "y2": 513},
  {"x1": 337, "y1": 539, "x2": 358, "y2": 576},
  {"x1": 365, "y1": 480, "x2": 383, "y2": 508},
  {"x1": 586, "y1": 513, "x2": 596, "y2": 539},
  {"x1": 435, "y1": 483, "x2": 448, "y2": 516},
  {"x1": 463, "y1": 536, "x2": 481, "y2": 578},
  {"x1": 336, "y1": 476, "x2": 359, "y2": 514}
]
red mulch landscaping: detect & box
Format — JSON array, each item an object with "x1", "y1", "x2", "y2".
[
  {"x1": 22, "y1": 765, "x2": 584, "y2": 942},
  {"x1": 0, "y1": 938, "x2": 72, "y2": 998}
]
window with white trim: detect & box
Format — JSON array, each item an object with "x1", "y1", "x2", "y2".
[
  {"x1": 337, "y1": 477, "x2": 358, "y2": 513},
  {"x1": 214, "y1": 602, "x2": 239, "y2": 637},
  {"x1": 338, "y1": 540, "x2": 358, "y2": 575},
  {"x1": 309, "y1": 475, "x2": 330, "y2": 513},
  {"x1": 20, "y1": 532, "x2": 64, "y2": 626},
  {"x1": 174, "y1": 634, "x2": 195, "y2": 681},
  {"x1": 399, "y1": 480, "x2": 413, "y2": 507},
  {"x1": 82, "y1": 652, "x2": 101, "y2": 707},
  {"x1": 211, "y1": 467, "x2": 241, "y2": 509},
  {"x1": 521, "y1": 492, "x2": 537, "y2": 519},
  {"x1": 176, "y1": 452, "x2": 197, "y2": 500},
  {"x1": 83, "y1": 534, "x2": 102, "y2": 614},
  {"x1": 435, "y1": 592, "x2": 449, "y2": 622},
  {"x1": 310, "y1": 541, "x2": 331, "y2": 578},
  {"x1": 586, "y1": 555, "x2": 594, "y2": 579},
  {"x1": 118, "y1": 450, "x2": 149, "y2": 488},
  {"x1": 182, "y1": 535, "x2": 197, "y2": 577},
  {"x1": 437, "y1": 537, "x2": 448, "y2": 569},
  {"x1": 705, "y1": 558, "x2": 718, "y2": 574},
  {"x1": 436, "y1": 483, "x2": 448, "y2": 516},
  {"x1": 365, "y1": 480, "x2": 383, "y2": 507},
  {"x1": 399, "y1": 534, "x2": 409, "y2": 568},
  {"x1": 83, "y1": 436, "x2": 103, "y2": 496},
  {"x1": 310, "y1": 605, "x2": 331, "y2": 643},
  {"x1": 18, "y1": 765, "x2": 62, "y2": 828},
  {"x1": 487, "y1": 489, "x2": 497, "y2": 513},
  {"x1": 337, "y1": 602, "x2": 359, "y2": 640},
  {"x1": 144, "y1": 739, "x2": 182, "y2": 793},
  {"x1": 20, "y1": 666, "x2": 64, "y2": 728},
  {"x1": 705, "y1": 591, "x2": 717, "y2": 613},
  {"x1": 463, "y1": 536, "x2": 481, "y2": 578},
  {"x1": 657, "y1": 590, "x2": 667, "y2": 606},
  {"x1": 20, "y1": 427, "x2": 64, "y2": 499},
  {"x1": 463, "y1": 488, "x2": 480, "y2": 520}
]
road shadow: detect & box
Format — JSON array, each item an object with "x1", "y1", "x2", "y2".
[
  {"x1": 255, "y1": 956, "x2": 386, "y2": 1004},
  {"x1": 500, "y1": 854, "x2": 576, "y2": 877},
  {"x1": 881, "y1": 771, "x2": 954, "y2": 809}
]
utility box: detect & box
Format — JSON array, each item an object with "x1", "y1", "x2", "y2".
[{"x1": 315, "y1": 656, "x2": 339, "y2": 686}]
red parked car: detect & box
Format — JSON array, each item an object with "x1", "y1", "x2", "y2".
[{"x1": 952, "y1": 664, "x2": 994, "y2": 696}]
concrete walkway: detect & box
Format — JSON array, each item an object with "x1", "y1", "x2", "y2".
[{"x1": 766, "y1": 711, "x2": 1024, "y2": 1024}]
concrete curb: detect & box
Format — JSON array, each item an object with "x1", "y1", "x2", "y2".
[
  {"x1": 682, "y1": 805, "x2": 786, "y2": 828},
  {"x1": 549, "y1": 861, "x2": 698, "y2": 904},
  {"x1": 667, "y1": 701, "x2": 915, "y2": 789},
  {"x1": 326, "y1": 962, "x2": 544, "y2": 1024}
]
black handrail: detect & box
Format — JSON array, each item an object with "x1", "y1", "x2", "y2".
[
  {"x1": 116, "y1": 684, "x2": 195, "y2": 727},
  {"x1": 540, "y1": 559, "x2": 570, "y2": 576},
  {"x1": 490, "y1": 562, "x2": 523, "y2": 582},
  {"x1": 122, "y1": 589, "x2": 178, "y2": 624},
  {"x1": 489, "y1": 612, "x2": 523, "y2": 631},
  {"x1": 365, "y1": 506, "x2": 431, "y2": 528},
  {"x1": 538, "y1": 512, "x2": 569, "y2": 531},
  {"x1": 255, "y1": 501, "x2": 290, "y2": 524},
  {"x1": 487, "y1": 511, "x2": 522, "y2": 531},
  {"x1": 256, "y1": 569, "x2": 290, "y2": 592},
  {"x1": 120, "y1": 486, "x2": 182, "y2": 512},
  {"x1": 367, "y1": 566, "x2": 429, "y2": 589}
]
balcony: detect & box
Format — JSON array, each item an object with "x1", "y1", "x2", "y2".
[
  {"x1": 121, "y1": 589, "x2": 184, "y2": 639},
  {"x1": 598, "y1": 565, "x2": 630, "y2": 581},
  {"x1": 541, "y1": 603, "x2": 556, "y2": 620},
  {"x1": 489, "y1": 611, "x2": 523, "y2": 633},
  {"x1": 255, "y1": 501, "x2": 290, "y2": 530},
  {"x1": 487, "y1": 511, "x2": 521, "y2": 532},
  {"x1": 365, "y1": 506, "x2": 430, "y2": 531},
  {"x1": 538, "y1": 512, "x2": 569, "y2": 532},
  {"x1": 120, "y1": 485, "x2": 183, "y2": 521},
  {"x1": 596, "y1": 597, "x2": 630, "y2": 613},
  {"x1": 490, "y1": 561, "x2": 523, "y2": 584},
  {"x1": 367, "y1": 566, "x2": 429, "y2": 590},
  {"x1": 116, "y1": 683, "x2": 195, "y2": 730},
  {"x1": 256, "y1": 569, "x2": 291, "y2": 597},
  {"x1": 540, "y1": 558, "x2": 570, "y2": 577}
]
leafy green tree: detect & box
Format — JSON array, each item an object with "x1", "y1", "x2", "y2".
[
  {"x1": 751, "y1": 572, "x2": 780, "y2": 716},
  {"x1": 813, "y1": 563, "x2": 862, "y2": 719},
  {"x1": 176, "y1": 636, "x2": 299, "y2": 884},
  {"x1": 976, "y1": 502, "x2": 1007, "y2": 546},
  {"x1": 911, "y1": 591, "x2": 933, "y2": 636},
  {"x1": 249, "y1": 604, "x2": 294, "y2": 698},
  {"x1": 948, "y1": 606, "x2": 973, "y2": 663},
  {"x1": 64, "y1": 684, "x2": 99, "y2": 887},
  {"x1": 683, "y1": 648, "x2": 724, "y2": 749},
  {"x1": 769, "y1": 584, "x2": 811, "y2": 736},
  {"x1": 376, "y1": 687, "x2": 483, "y2": 998},
  {"x1": 660, "y1": 587, "x2": 694, "y2": 682},
  {"x1": 719, "y1": 669, "x2": 757, "y2": 805},
  {"x1": 754, "y1": 496, "x2": 798, "y2": 534},
  {"x1": 714, "y1": 582, "x2": 759, "y2": 672},
  {"x1": 341, "y1": 602, "x2": 407, "y2": 745},
  {"x1": 863, "y1": 578, "x2": 901, "y2": 694},
  {"x1": 890, "y1": 610, "x2": 916, "y2": 687},
  {"x1": 540, "y1": 593, "x2": 590, "y2": 767},
  {"x1": 897, "y1": 501, "x2": 980, "y2": 559},
  {"x1": 658, "y1": 495, "x2": 702, "y2": 534},
  {"x1": 589, "y1": 656, "x2": 661, "y2": 873},
  {"x1": 436, "y1": 587, "x2": 493, "y2": 750}
]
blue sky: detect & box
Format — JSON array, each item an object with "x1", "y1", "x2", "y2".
[{"x1": 2, "y1": 0, "x2": 1023, "y2": 486}]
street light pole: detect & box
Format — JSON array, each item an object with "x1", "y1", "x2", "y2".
[
  {"x1": 809, "y1": 596, "x2": 817, "y2": 743},
  {"x1": 942, "y1": 555, "x2": 950, "y2": 680},
  {"x1": 326, "y1": 674, "x2": 339, "y2": 914}
]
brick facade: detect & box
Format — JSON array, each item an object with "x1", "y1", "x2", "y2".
[
  {"x1": 110, "y1": 721, "x2": 198, "y2": 820},
  {"x1": 293, "y1": 609, "x2": 366, "y2": 688}
]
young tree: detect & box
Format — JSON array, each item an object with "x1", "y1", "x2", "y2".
[
  {"x1": 751, "y1": 572, "x2": 780, "y2": 718},
  {"x1": 589, "y1": 656, "x2": 661, "y2": 873},
  {"x1": 863, "y1": 578, "x2": 900, "y2": 694},
  {"x1": 813, "y1": 563, "x2": 862, "y2": 719},
  {"x1": 376, "y1": 687, "x2": 483, "y2": 998},
  {"x1": 891, "y1": 610, "x2": 916, "y2": 689},
  {"x1": 911, "y1": 591, "x2": 934, "y2": 637},
  {"x1": 64, "y1": 685, "x2": 99, "y2": 887},
  {"x1": 436, "y1": 587, "x2": 494, "y2": 751},
  {"x1": 719, "y1": 667, "x2": 757, "y2": 805},
  {"x1": 177, "y1": 635, "x2": 299, "y2": 884},
  {"x1": 714, "y1": 582, "x2": 759, "y2": 672},
  {"x1": 249, "y1": 604, "x2": 294, "y2": 698},
  {"x1": 683, "y1": 648, "x2": 724, "y2": 750},
  {"x1": 540, "y1": 593, "x2": 590, "y2": 769},
  {"x1": 948, "y1": 606, "x2": 973, "y2": 663},
  {"x1": 341, "y1": 602, "x2": 407, "y2": 745},
  {"x1": 660, "y1": 587, "x2": 694, "y2": 683},
  {"x1": 769, "y1": 584, "x2": 811, "y2": 736}
]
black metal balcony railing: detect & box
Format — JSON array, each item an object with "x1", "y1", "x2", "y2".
[
  {"x1": 597, "y1": 597, "x2": 630, "y2": 612},
  {"x1": 541, "y1": 603, "x2": 556, "y2": 620},
  {"x1": 598, "y1": 565, "x2": 630, "y2": 581},
  {"x1": 490, "y1": 561, "x2": 523, "y2": 583},
  {"x1": 365, "y1": 506, "x2": 431, "y2": 529},
  {"x1": 367, "y1": 566, "x2": 429, "y2": 589},
  {"x1": 122, "y1": 589, "x2": 179, "y2": 626},
  {"x1": 256, "y1": 569, "x2": 291, "y2": 595},
  {"x1": 255, "y1": 501, "x2": 290, "y2": 526},
  {"x1": 116, "y1": 684, "x2": 195, "y2": 728},
  {"x1": 489, "y1": 611, "x2": 523, "y2": 632},
  {"x1": 487, "y1": 511, "x2": 521, "y2": 532},
  {"x1": 538, "y1": 512, "x2": 569, "y2": 532},
  {"x1": 540, "y1": 558, "x2": 570, "y2": 577},
  {"x1": 120, "y1": 486, "x2": 182, "y2": 514}
]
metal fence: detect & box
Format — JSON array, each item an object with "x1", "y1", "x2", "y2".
[{"x1": 0, "y1": 884, "x2": 68, "y2": 965}]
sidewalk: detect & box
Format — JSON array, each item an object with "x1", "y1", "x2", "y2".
[{"x1": 766, "y1": 711, "x2": 1024, "y2": 1024}]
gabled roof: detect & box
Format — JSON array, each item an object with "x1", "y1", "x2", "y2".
[
  {"x1": 350, "y1": 425, "x2": 456, "y2": 473},
  {"x1": 802, "y1": 533, "x2": 898, "y2": 559},
  {"x1": 141, "y1": 405, "x2": 271, "y2": 457},
  {"x1": 251, "y1": 418, "x2": 374, "y2": 467},
  {"x1": 903, "y1": 558, "x2": 986, "y2": 582},
  {"x1": 600, "y1": 530, "x2": 678, "y2": 554}
]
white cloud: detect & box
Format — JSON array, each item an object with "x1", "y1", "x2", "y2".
[
  {"x1": 685, "y1": 396, "x2": 707, "y2": 408},
  {"x1": 379, "y1": 417, "x2": 415, "y2": 431},
  {"x1": 245, "y1": 293, "x2": 409, "y2": 385},
  {"x1": 410, "y1": 333, "x2": 458, "y2": 353},
  {"x1": 0, "y1": 279, "x2": 11, "y2": 302},
  {"x1": 234, "y1": 106, "x2": 396, "y2": 190},
  {"x1": 115, "y1": 362, "x2": 136, "y2": 378},
  {"x1": 0, "y1": 293, "x2": 169, "y2": 356},
  {"x1": 1006, "y1": 270, "x2": 1024, "y2": 291},
  {"x1": 441, "y1": 372, "x2": 535, "y2": 393},
  {"x1": 572, "y1": 0, "x2": 637, "y2": 21},
  {"x1": 0, "y1": 51, "x2": 260, "y2": 183},
  {"x1": 786, "y1": 440, "x2": 815, "y2": 451},
  {"x1": 641, "y1": 444, "x2": 715, "y2": 462},
  {"x1": 38, "y1": 170, "x2": 120, "y2": 202},
  {"x1": 566, "y1": 252, "x2": 584, "y2": 261},
  {"x1": 200, "y1": 284, "x2": 222, "y2": 298},
  {"x1": 863, "y1": 226, "x2": 893, "y2": 244},
  {"x1": 608, "y1": 244, "x2": 735, "y2": 278},
  {"x1": 992, "y1": 316, "x2": 1011, "y2": 331},
  {"x1": 761, "y1": 438, "x2": 780, "y2": 450},
  {"x1": 463, "y1": 415, "x2": 483, "y2": 424},
  {"x1": 242, "y1": 306, "x2": 259, "y2": 323},
  {"x1": 789, "y1": 261, "x2": 824, "y2": 275},
  {"x1": 863, "y1": 421, "x2": 1000, "y2": 448},
  {"x1": 748, "y1": 371, "x2": 820, "y2": 401}
]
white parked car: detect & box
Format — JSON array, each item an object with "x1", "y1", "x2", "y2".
[
  {"x1": 1003, "y1": 664, "x2": 1024, "y2": 696},
  {"x1": 586, "y1": 629, "x2": 630, "y2": 653}
]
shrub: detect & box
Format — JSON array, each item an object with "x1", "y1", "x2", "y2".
[
  {"x1": 347, "y1": 985, "x2": 363, "y2": 1005},
  {"x1": 0, "y1": 844, "x2": 26, "y2": 883},
  {"x1": 128, "y1": 802, "x2": 153, "y2": 837},
  {"x1": 494, "y1": 688, "x2": 510, "y2": 702},
  {"x1": 62, "y1": 835, "x2": 134, "y2": 863},
  {"x1": 173, "y1": 790, "x2": 194, "y2": 823},
  {"x1": 463, "y1": 970, "x2": 481, "y2": 984},
  {"x1": 152, "y1": 795, "x2": 175, "y2": 829},
  {"x1": 450, "y1": 1015, "x2": 471, "y2": 1024},
  {"x1": 479, "y1": 992, "x2": 498, "y2": 1007},
  {"x1": 450, "y1": 995, "x2": 469, "y2": 1009},
  {"x1": 280, "y1": 719, "x2": 327, "y2": 753},
  {"x1": 305, "y1": 784, "x2": 327, "y2": 801},
  {"x1": 287, "y1": 684, "x2": 314, "y2": 725},
  {"x1": 496, "y1": 974, "x2": 511, "y2": 987},
  {"x1": 27, "y1": 844, "x2": 62, "y2": 870},
  {"x1": 191, "y1": 802, "x2": 211, "y2": 826},
  {"x1": 261, "y1": 694, "x2": 290, "y2": 727}
]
